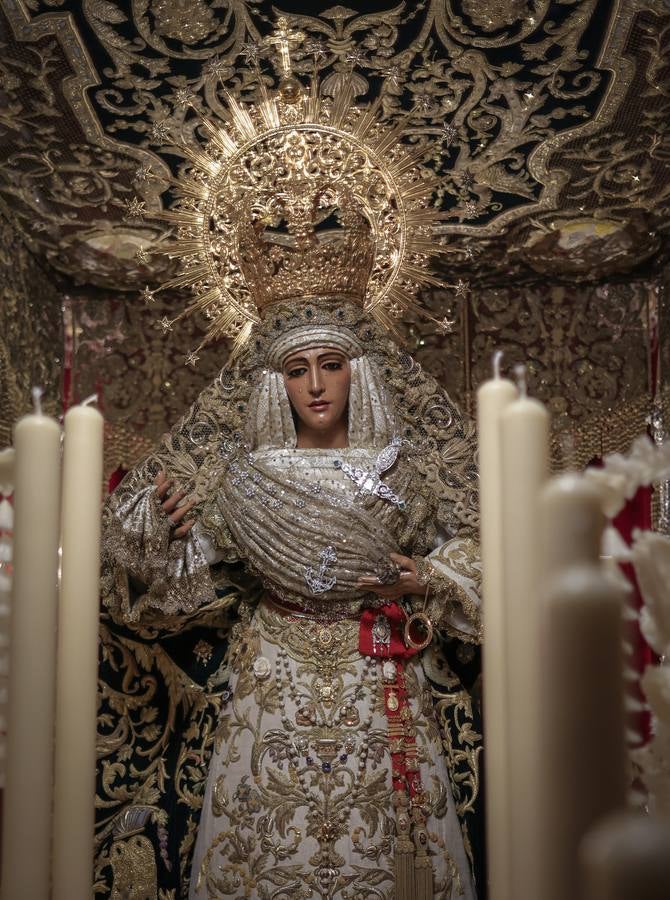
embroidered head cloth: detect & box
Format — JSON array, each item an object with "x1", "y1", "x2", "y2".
[{"x1": 266, "y1": 324, "x2": 363, "y2": 370}]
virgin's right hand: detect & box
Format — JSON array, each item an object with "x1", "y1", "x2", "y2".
[{"x1": 155, "y1": 471, "x2": 196, "y2": 540}]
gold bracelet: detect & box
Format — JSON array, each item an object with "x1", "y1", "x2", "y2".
[{"x1": 403, "y1": 559, "x2": 434, "y2": 651}]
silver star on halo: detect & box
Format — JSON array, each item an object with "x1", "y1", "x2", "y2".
[
  {"x1": 305, "y1": 38, "x2": 328, "y2": 63},
  {"x1": 134, "y1": 163, "x2": 153, "y2": 183},
  {"x1": 185, "y1": 351, "x2": 200, "y2": 367},
  {"x1": 460, "y1": 169, "x2": 475, "y2": 190},
  {"x1": 174, "y1": 87, "x2": 195, "y2": 108},
  {"x1": 380, "y1": 64, "x2": 403, "y2": 87},
  {"x1": 158, "y1": 316, "x2": 173, "y2": 333},
  {"x1": 239, "y1": 41, "x2": 261, "y2": 66},
  {"x1": 344, "y1": 46, "x2": 367, "y2": 67},
  {"x1": 205, "y1": 56, "x2": 228, "y2": 79},
  {"x1": 412, "y1": 92, "x2": 435, "y2": 113},
  {"x1": 141, "y1": 285, "x2": 154, "y2": 303},
  {"x1": 454, "y1": 279, "x2": 469, "y2": 297},
  {"x1": 123, "y1": 197, "x2": 146, "y2": 222},
  {"x1": 442, "y1": 122, "x2": 458, "y2": 146},
  {"x1": 150, "y1": 120, "x2": 171, "y2": 144},
  {"x1": 438, "y1": 317, "x2": 456, "y2": 334}
]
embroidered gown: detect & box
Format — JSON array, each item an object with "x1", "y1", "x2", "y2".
[
  {"x1": 96, "y1": 318, "x2": 485, "y2": 899},
  {"x1": 186, "y1": 446, "x2": 482, "y2": 899}
]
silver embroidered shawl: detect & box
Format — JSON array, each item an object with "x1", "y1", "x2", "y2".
[{"x1": 100, "y1": 301, "x2": 478, "y2": 621}]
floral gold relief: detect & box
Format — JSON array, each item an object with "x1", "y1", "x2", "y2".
[
  {"x1": 109, "y1": 834, "x2": 158, "y2": 900},
  {"x1": 0, "y1": 204, "x2": 62, "y2": 444},
  {"x1": 0, "y1": 1, "x2": 667, "y2": 291}
]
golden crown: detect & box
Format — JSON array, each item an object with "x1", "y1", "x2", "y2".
[
  {"x1": 235, "y1": 161, "x2": 376, "y2": 311},
  {"x1": 134, "y1": 21, "x2": 456, "y2": 362}
]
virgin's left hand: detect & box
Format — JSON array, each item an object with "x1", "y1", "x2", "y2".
[{"x1": 356, "y1": 553, "x2": 427, "y2": 601}]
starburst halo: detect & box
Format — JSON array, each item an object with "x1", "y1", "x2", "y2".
[{"x1": 138, "y1": 66, "x2": 459, "y2": 361}]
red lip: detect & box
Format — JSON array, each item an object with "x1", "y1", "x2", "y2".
[{"x1": 309, "y1": 400, "x2": 330, "y2": 409}]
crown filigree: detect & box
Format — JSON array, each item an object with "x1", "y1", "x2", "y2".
[
  {"x1": 136, "y1": 23, "x2": 458, "y2": 360},
  {"x1": 236, "y1": 171, "x2": 375, "y2": 311}
]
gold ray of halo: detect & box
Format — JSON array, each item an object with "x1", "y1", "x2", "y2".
[
  {"x1": 304, "y1": 76, "x2": 322, "y2": 122},
  {"x1": 330, "y1": 81, "x2": 355, "y2": 128},
  {"x1": 351, "y1": 96, "x2": 383, "y2": 141},
  {"x1": 162, "y1": 264, "x2": 210, "y2": 290},
  {"x1": 178, "y1": 144, "x2": 221, "y2": 176},
  {"x1": 370, "y1": 119, "x2": 411, "y2": 157},
  {"x1": 153, "y1": 209, "x2": 204, "y2": 227},
  {"x1": 160, "y1": 241, "x2": 207, "y2": 258},
  {"x1": 168, "y1": 178, "x2": 209, "y2": 201},
  {"x1": 400, "y1": 265, "x2": 448, "y2": 289},
  {"x1": 197, "y1": 116, "x2": 239, "y2": 157},
  {"x1": 192, "y1": 286, "x2": 260, "y2": 324},
  {"x1": 369, "y1": 304, "x2": 404, "y2": 342},
  {"x1": 401, "y1": 179, "x2": 443, "y2": 204},
  {"x1": 223, "y1": 92, "x2": 259, "y2": 142},
  {"x1": 406, "y1": 242, "x2": 445, "y2": 257},
  {"x1": 257, "y1": 81, "x2": 281, "y2": 130},
  {"x1": 388, "y1": 146, "x2": 432, "y2": 180},
  {"x1": 385, "y1": 284, "x2": 424, "y2": 313},
  {"x1": 226, "y1": 321, "x2": 255, "y2": 365}
]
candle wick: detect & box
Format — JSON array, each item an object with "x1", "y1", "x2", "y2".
[
  {"x1": 492, "y1": 349, "x2": 503, "y2": 379},
  {"x1": 514, "y1": 364, "x2": 528, "y2": 397},
  {"x1": 31, "y1": 386, "x2": 44, "y2": 416},
  {"x1": 81, "y1": 393, "x2": 99, "y2": 408}
]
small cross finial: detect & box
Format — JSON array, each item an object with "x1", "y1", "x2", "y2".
[{"x1": 264, "y1": 17, "x2": 306, "y2": 76}]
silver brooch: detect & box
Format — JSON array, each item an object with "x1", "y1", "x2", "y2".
[
  {"x1": 304, "y1": 545, "x2": 337, "y2": 595},
  {"x1": 372, "y1": 613, "x2": 392, "y2": 653},
  {"x1": 334, "y1": 437, "x2": 406, "y2": 510}
]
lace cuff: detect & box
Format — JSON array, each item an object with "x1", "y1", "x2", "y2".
[
  {"x1": 412, "y1": 535, "x2": 482, "y2": 644},
  {"x1": 101, "y1": 484, "x2": 216, "y2": 623}
]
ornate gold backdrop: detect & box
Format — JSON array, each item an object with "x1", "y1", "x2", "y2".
[{"x1": 0, "y1": 0, "x2": 669, "y2": 483}]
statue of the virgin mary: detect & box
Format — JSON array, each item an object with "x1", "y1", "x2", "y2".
[{"x1": 94, "y1": 51, "x2": 484, "y2": 900}]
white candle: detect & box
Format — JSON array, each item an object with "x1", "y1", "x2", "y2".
[
  {"x1": 539, "y1": 476, "x2": 627, "y2": 900},
  {"x1": 1, "y1": 390, "x2": 61, "y2": 900},
  {"x1": 0, "y1": 481, "x2": 14, "y2": 789},
  {"x1": 581, "y1": 812, "x2": 670, "y2": 900},
  {"x1": 52, "y1": 399, "x2": 104, "y2": 900},
  {"x1": 499, "y1": 365, "x2": 550, "y2": 900},
  {"x1": 477, "y1": 351, "x2": 518, "y2": 900}
]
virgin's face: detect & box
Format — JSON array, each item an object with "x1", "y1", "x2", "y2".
[{"x1": 282, "y1": 347, "x2": 351, "y2": 434}]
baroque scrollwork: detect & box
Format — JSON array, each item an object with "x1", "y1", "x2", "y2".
[
  {"x1": 0, "y1": 203, "x2": 62, "y2": 445},
  {"x1": 2, "y1": 0, "x2": 668, "y2": 294}
]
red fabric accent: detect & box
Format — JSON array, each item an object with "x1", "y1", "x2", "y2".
[
  {"x1": 613, "y1": 485, "x2": 655, "y2": 746},
  {"x1": 383, "y1": 664, "x2": 422, "y2": 797},
  {"x1": 359, "y1": 604, "x2": 425, "y2": 806},
  {"x1": 108, "y1": 465, "x2": 128, "y2": 495},
  {"x1": 358, "y1": 603, "x2": 417, "y2": 660},
  {"x1": 587, "y1": 458, "x2": 655, "y2": 747}
]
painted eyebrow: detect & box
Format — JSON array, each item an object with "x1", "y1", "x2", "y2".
[{"x1": 283, "y1": 351, "x2": 346, "y2": 368}]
